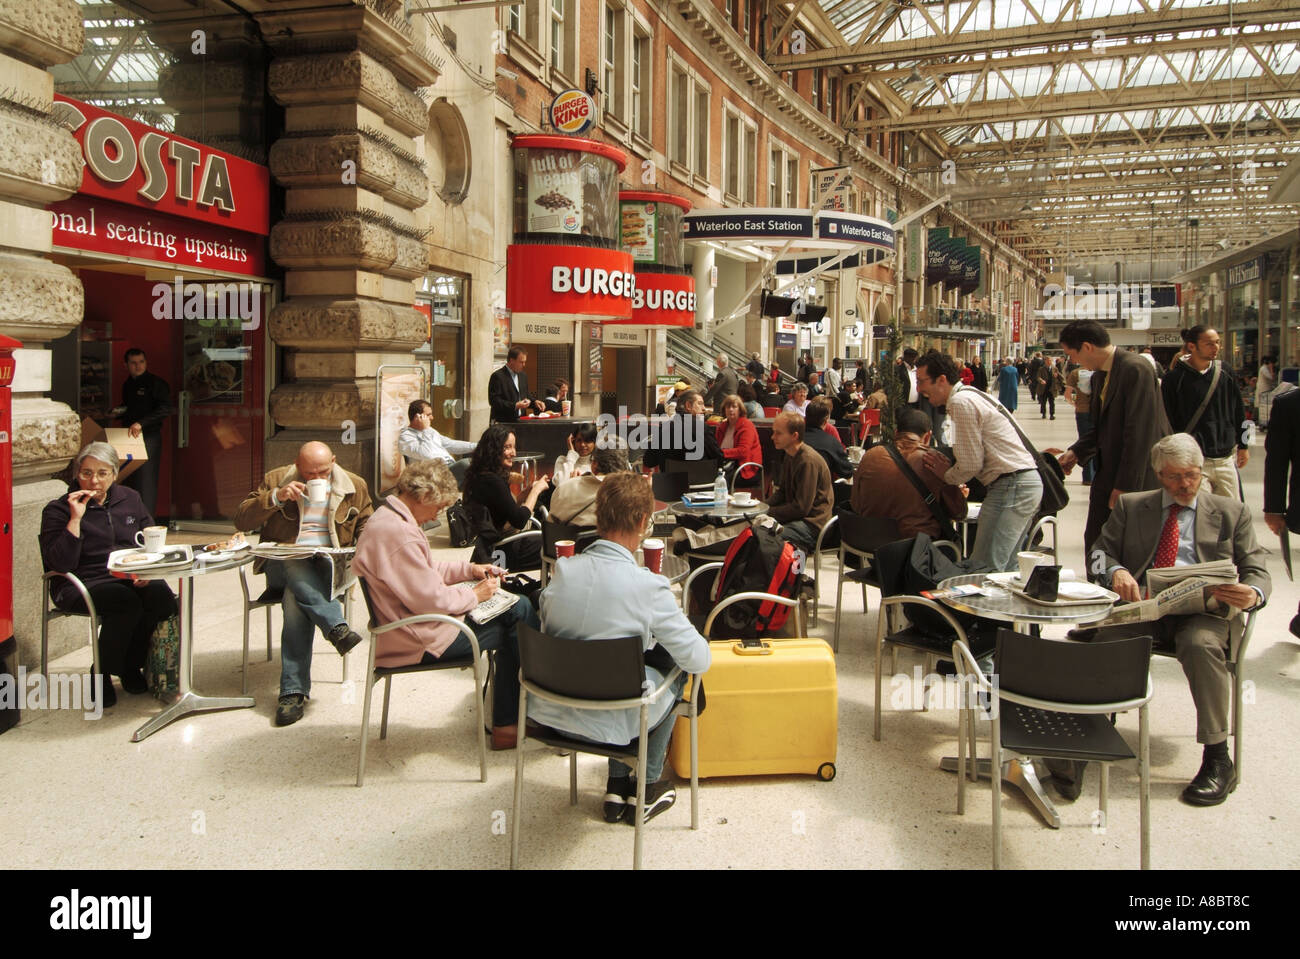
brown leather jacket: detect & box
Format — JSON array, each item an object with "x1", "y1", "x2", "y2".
[{"x1": 235, "y1": 463, "x2": 373, "y2": 571}]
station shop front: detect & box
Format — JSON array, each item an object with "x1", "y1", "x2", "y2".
[{"x1": 46, "y1": 96, "x2": 274, "y2": 525}]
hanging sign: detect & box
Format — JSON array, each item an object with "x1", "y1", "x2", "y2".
[
  {"x1": 506, "y1": 244, "x2": 636, "y2": 321},
  {"x1": 550, "y1": 89, "x2": 598, "y2": 135}
]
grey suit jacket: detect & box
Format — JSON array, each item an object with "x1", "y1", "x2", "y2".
[{"x1": 1095, "y1": 489, "x2": 1271, "y2": 601}]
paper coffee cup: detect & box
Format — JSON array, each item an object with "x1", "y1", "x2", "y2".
[
  {"x1": 642, "y1": 538, "x2": 664, "y2": 574},
  {"x1": 134, "y1": 525, "x2": 167, "y2": 552},
  {"x1": 306, "y1": 478, "x2": 330, "y2": 506},
  {"x1": 555, "y1": 540, "x2": 576, "y2": 558},
  {"x1": 561, "y1": 400, "x2": 571, "y2": 416},
  {"x1": 1017, "y1": 550, "x2": 1051, "y2": 582}
]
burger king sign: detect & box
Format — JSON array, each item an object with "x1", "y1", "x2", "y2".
[{"x1": 550, "y1": 89, "x2": 597, "y2": 135}]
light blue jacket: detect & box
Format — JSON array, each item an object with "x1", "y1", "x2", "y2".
[{"x1": 536, "y1": 540, "x2": 711, "y2": 744}]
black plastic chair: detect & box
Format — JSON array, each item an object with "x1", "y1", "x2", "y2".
[
  {"x1": 830, "y1": 510, "x2": 902, "y2": 653},
  {"x1": 539, "y1": 519, "x2": 600, "y2": 585},
  {"x1": 354, "y1": 577, "x2": 495, "y2": 786},
  {"x1": 510, "y1": 623, "x2": 702, "y2": 870},
  {"x1": 665, "y1": 457, "x2": 722, "y2": 490},
  {"x1": 953, "y1": 629, "x2": 1153, "y2": 869},
  {"x1": 650, "y1": 470, "x2": 690, "y2": 504}
]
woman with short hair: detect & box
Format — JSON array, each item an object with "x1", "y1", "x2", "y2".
[{"x1": 39, "y1": 441, "x2": 177, "y2": 707}]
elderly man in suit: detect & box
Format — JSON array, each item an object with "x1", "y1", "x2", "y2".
[
  {"x1": 1055, "y1": 320, "x2": 1170, "y2": 557},
  {"x1": 1081, "y1": 433, "x2": 1269, "y2": 807},
  {"x1": 703, "y1": 353, "x2": 740, "y2": 410},
  {"x1": 1263, "y1": 386, "x2": 1300, "y2": 637},
  {"x1": 489, "y1": 346, "x2": 545, "y2": 422}
]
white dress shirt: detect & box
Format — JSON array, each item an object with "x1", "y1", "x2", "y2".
[{"x1": 399, "y1": 425, "x2": 475, "y2": 464}]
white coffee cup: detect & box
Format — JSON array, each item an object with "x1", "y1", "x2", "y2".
[
  {"x1": 732, "y1": 492, "x2": 755, "y2": 506},
  {"x1": 306, "y1": 478, "x2": 330, "y2": 506},
  {"x1": 134, "y1": 525, "x2": 167, "y2": 552},
  {"x1": 1017, "y1": 550, "x2": 1051, "y2": 583}
]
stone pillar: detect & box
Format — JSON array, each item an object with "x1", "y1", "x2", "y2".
[
  {"x1": 258, "y1": 5, "x2": 439, "y2": 482},
  {"x1": 0, "y1": 0, "x2": 87, "y2": 667},
  {"x1": 693, "y1": 244, "x2": 715, "y2": 340}
]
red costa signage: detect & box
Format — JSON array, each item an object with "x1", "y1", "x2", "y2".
[
  {"x1": 606, "y1": 272, "x2": 696, "y2": 327},
  {"x1": 507, "y1": 244, "x2": 635, "y2": 321},
  {"x1": 53, "y1": 95, "x2": 270, "y2": 236},
  {"x1": 49, "y1": 195, "x2": 267, "y2": 277}
]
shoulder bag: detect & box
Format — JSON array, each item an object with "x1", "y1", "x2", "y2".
[
  {"x1": 962, "y1": 387, "x2": 1069, "y2": 517},
  {"x1": 883, "y1": 445, "x2": 959, "y2": 543},
  {"x1": 1181, "y1": 360, "x2": 1222, "y2": 437}
]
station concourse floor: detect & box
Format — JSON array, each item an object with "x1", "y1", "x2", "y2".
[{"x1": 6, "y1": 386, "x2": 1299, "y2": 870}]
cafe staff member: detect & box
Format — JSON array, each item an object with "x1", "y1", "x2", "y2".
[
  {"x1": 489, "y1": 346, "x2": 545, "y2": 423},
  {"x1": 119, "y1": 348, "x2": 171, "y2": 516}
]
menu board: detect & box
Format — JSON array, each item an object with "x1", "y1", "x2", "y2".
[
  {"x1": 621, "y1": 199, "x2": 657, "y2": 262},
  {"x1": 526, "y1": 150, "x2": 583, "y2": 235}
]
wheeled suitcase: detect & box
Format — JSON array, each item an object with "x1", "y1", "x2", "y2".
[{"x1": 668, "y1": 637, "x2": 837, "y2": 780}]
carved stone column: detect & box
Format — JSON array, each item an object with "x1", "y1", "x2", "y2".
[
  {"x1": 258, "y1": 4, "x2": 439, "y2": 480},
  {"x1": 0, "y1": 0, "x2": 85, "y2": 666}
]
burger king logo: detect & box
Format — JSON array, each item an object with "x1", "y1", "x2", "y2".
[{"x1": 550, "y1": 89, "x2": 597, "y2": 135}]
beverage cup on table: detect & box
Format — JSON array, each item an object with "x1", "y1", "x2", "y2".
[
  {"x1": 642, "y1": 538, "x2": 664, "y2": 574},
  {"x1": 555, "y1": 540, "x2": 576, "y2": 559},
  {"x1": 1017, "y1": 550, "x2": 1051, "y2": 583},
  {"x1": 732, "y1": 491, "x2": 755, "y2": 507},
  {"x1": 134, "y1": 526, "x2": 167, "y2": 552},
  {"x1": 306, "y1": 478, "x2": 330, "y2": 506},
  {"x1": 561, "y1": 400, "x2": 571, "y2": 416}
]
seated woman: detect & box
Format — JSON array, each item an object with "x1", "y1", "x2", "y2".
[
  {"x1": 463, "y1": 424, "x2": 548, "y2": 570},
  {"x1": 39, "y1": 441, "x2": 177, "y2": 707},
  {"x1": 552, "y1": 422, "x2": 597, "y2": 484},
  {"x1": 737, "y1": 382, "x2": 763, "y2": 420},
  {"x1": 782, "y1": 382, "x2": 810, "y2": 416},
  {"x1": 352, "y1": 459, "x2": 538, "y2": 749},
  {"x1": 542, "y1": 378, "x2": 569, "y2": 414},
  {"x1": 714, "y1": 394, "x2": 763, "y2": 488}
]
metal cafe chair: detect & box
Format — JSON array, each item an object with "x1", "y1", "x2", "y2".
[{"x1": 40, "y1": 571, "x2": 101, "y2": 682}]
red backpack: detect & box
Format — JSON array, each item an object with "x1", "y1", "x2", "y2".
[{"x1": 708, "y1": 523, "x2": 804, "y2": 640}]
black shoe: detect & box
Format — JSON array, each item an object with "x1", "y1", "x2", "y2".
[
  {"x1": 117, "y1": 668, "x2": 148, "y2": 695},
  {"x1": 1044, "y1": 758, "x2": 1086, "y2": 801},
  {"x1": 88, "y1": 673, "x2": 116, "y2": 709},
  {"x1": 275, "y1": 693, "x2": 307, "y2": 727},
  {"x1": 603, "y1": 776, "x2": 634, "y2": 823},
  {"x1": 1181, "y1": 754, "x2": 1236, "y2": 806},
  {"x1": 326, "y1": 623, "x2": 363, "y2": 657},
  {"x1": 626, "y1": 779, "x2": 676, "y2": 825},
  {"x1": 1289, "y1": 613, "x2": 1300, "y2": 640}
]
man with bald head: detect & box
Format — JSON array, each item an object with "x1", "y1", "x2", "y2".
[{"x1": 236, "y1": 441, "x2": 374, "y2": 726}]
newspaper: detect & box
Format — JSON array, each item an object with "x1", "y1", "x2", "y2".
[
  {"x1": 1095, "y1": 560, "x2": 1239, "y2": 627},
  {"x1": 251, "y1": 543, "x2": 356, "y2": 559}
]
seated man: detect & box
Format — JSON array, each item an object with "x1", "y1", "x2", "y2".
[
  {"x1": 767, "y1": 411, "x2": 833, "y2": 553},
  {"x1": 1081, "y1": 433, "x2": 1270, "y2": 806},
  {"x1": 851, "y1": 408, "x2": 967, "y2": 538},
  {"x1": 235, "y1": 441, "x2": 372, "y2": 727},
  {"x1": 782, "y1": 382, "x2": 810, "y2": 416},
  {"x1": 538, "y1": 473, "x2": 711, "y2": 824},
  {"x1": 399, "y1": 399, "x2": 475, "y2": 487},
  {"x1": 352, "y1": 459, "x2": 538, "y2": 749},
  {"x1": 549, "y1": 447, "x2": 629, "y2": 527},
  {"x1": 801, "y1": 397, "x2": 854, "y2": 480},
  {"x1": 643, "y1": 390, "x2": 722, "y2": 470},
  {"x1": 806, "y1": 371, "x2": 825, "y2": 399}
]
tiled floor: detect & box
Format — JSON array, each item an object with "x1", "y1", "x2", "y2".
[{"x1": 6, "y1": 390, "x2": 1299, "y2": 869}]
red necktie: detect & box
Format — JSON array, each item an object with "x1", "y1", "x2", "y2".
[{"x1": 1152, "y1": 504, "x2": 1182, "y2": 569}]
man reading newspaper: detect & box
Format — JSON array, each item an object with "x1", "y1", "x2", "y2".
[{"x1": 1070, "y1": 434, "x2": 1269, "y2": 808}]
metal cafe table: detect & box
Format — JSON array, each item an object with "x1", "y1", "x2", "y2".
[{"x1": 934, "y1": 572, "x2": 1117, "y2": 829}]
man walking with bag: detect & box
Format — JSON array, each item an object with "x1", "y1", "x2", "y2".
[{"x1": 1162, "y1": 326, "x2": 1249, "y2": 499}]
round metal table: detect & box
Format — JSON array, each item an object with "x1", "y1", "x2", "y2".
[
  {"x1": 667, "y1": 499, "x2": 770, "y2": 524},
  {"x1": 512, "y1": 451, "x2": 545, "y2": 486}
]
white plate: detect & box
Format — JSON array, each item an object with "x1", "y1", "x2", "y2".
[
  {"x1": 1057, "y1": 581, "x2": 1109, "y2": 600},
  {"x1": 986, "y1": 571, "x2": 1022, "y2": 586},
  {"x1": 729, "y1": 496, "x2": 757, "y2": 507}
]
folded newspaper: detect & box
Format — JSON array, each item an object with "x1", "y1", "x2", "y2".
[
  {"x1": 1095, "y1": 560, "x2": 1239, "y2": 627},
  {"x1": 251, "y1": 543, "x2": 356, "y2": 559}
]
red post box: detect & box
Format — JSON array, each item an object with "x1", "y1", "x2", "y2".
[{"x1": 0, "y1": 334, "x2": 20, "y2": 733}]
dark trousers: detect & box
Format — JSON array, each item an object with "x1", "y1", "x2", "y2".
[
  {"x1": 122, "y1": 430, "x2": 163, "y2": 516},
  {"x1": 1074, "y1": 412, "x2": 1097, "y2": 482},
  {"x1": 62, "y1": 580, "x2": 177, "y2": 677},
  {"x1": 1039, "y1": 391, "x2": 1055, "y2": 418}
]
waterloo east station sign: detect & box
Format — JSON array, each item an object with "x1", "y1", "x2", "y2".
[{"x1": 47, "y1": 95, "x2": 271, "y2": 276}]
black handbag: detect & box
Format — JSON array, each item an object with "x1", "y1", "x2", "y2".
[
  {"x1": 445, "y1": 500, "x2": 475, "y2": 548},
  {"x1": 500, "y1": 572, "x2": 543, "y2": 607}
]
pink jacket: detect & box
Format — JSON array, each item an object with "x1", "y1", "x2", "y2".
[{"x1": 352, "y1": 495, "x2": 478, "y2": 667}]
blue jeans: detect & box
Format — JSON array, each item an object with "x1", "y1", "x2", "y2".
[
  {"x1": 961, "y1": 470, "x2": 1043, "y2": 575},
  {"x1": 1074, "y1": 412, "x2": 1097, "y2": 482},
  {"x1": 568, "y1": 672, "x2": 688, "y2": 782},
  {"x1": 265, "y1": 557, "x2": 345, "y2": 698},
  {"x1": 428, "y1": 595, "x2": 538, "y2": 727}
]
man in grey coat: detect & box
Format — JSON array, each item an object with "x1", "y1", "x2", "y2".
[{"x1": 704, "y1": 353, "x2": 740, "y2": 410}]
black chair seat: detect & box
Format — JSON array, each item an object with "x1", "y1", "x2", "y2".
[
  {"x1": 373, "y1": 652, "x2": 476, "y2": 678},
  {"x1": 843, "y1": 567, "x2": 879, "y2": 585},
  {"x1": 527, "y1": 724, "x2": 638, "y2": 760},
  {"x1": 886, "y1": 624, "x2": 996, "y2": 659},
  {"x1": 999, "y1": 703, "x2": 1136, "y2": 763}
]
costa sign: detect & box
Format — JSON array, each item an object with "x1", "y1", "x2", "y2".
[
  {"x1": 52, "y1": 95, "x2": 270, "y2": 236},
  {"x1": 507, "y1": 244, "x2": 635, "y2": 321},
  {"x1": 607, "y1": 272, "x2": 696, "y2": 327},
  {"x1": 549, "y1": 89, "x2": 597, "y2": 135}
]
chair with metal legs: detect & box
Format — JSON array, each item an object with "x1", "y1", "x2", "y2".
[
  {"x1": 952, "y1": 630, "x2": 1153, "y2": 869},
  {"x1": 829, "y1": 511, "x2": 901, "y2": 653},
  {"x1": 1026, "y1": 514, "x2": 1058, "y2": 563},
  {"x1": 40, "y1": 571, "x2": 101, "y2": 682},
  {"x1": 539, "y1": 520, "x2": 599, "y2": 586},
  {"x1": 354, "y1": 577, "x2": 494, "y2": 786},
  {"x1": 239, "y1": 564, "x2": 356, "y2": 695},
  {"x1": 510, "y1": 624, "x2": 702, "y2": 870}
]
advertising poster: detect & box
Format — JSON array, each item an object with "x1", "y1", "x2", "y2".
[
  {"x1": 377, "y1": 367, "x2": 426, "y2": 494},
  {"x1": 812, "y1": 165, "x2": 852, "y2": 211},
  {"x1": 526, "y1": 150, "x2": 583, "y2": 235},
  {"x1": 621, "y1": 199, "x2": 657, "y2": 262},
  {"x1": 493, "y1": 307, "x2": 511, "y2": 357}
]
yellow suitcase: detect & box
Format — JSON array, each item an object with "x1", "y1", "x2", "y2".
[{"x1": 669, "y1": 637, "x2": 837, "y2": 780}]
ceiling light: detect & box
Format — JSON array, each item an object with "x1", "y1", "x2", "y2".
[{"x1": 901, "y1": 65, "x2": 927, "y2": 91}]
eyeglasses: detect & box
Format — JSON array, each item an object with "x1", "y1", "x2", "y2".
[
  {"x1": 1160, "y1": 469, "x2": 1202, "y2": 483},
  {"x1": 78, "y1": 469, "x2": 114, "y2": 481}
]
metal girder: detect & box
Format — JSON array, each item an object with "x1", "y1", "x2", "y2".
[{"x1": 770, "y1": 0, "x2": 1298, "y2": 71}]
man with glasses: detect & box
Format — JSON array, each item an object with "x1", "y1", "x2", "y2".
[
  {"x1": 916, "y1": 353, "x2": 1041, "y2": 574},
  {"x1": 1077, "y1": 434, "x2": 1268, "y2": 806}
]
